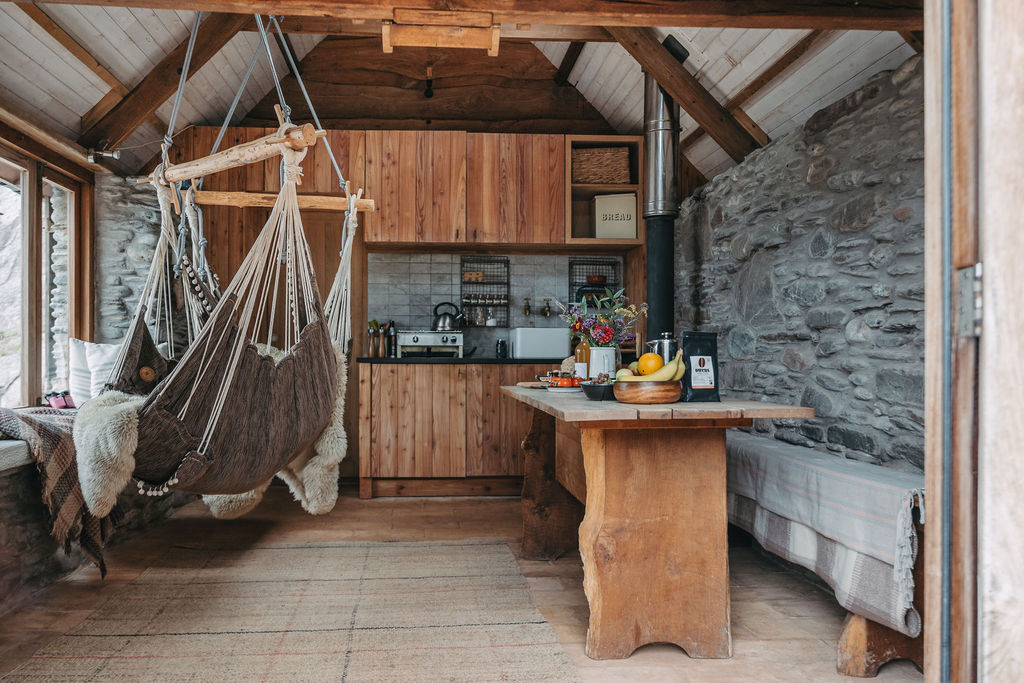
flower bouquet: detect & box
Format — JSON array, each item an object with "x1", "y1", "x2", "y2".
[{"x1": 557, "y1": 288, "x2": 647, "y2": 348}]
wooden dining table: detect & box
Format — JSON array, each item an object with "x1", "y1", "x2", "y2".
[{"x1": 501, "y1": 387, "x2": 813, "y2": 660}]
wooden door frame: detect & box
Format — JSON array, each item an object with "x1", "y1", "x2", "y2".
[{"x1": 924, "y1": 0, "x2": 1024, "y2": 680}]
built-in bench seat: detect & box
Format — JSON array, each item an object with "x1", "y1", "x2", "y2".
[
  {"x1": 0, "y1": 439, "x2": 31, "y2": 473},
  {"x1": 726, "y1": 431, "x2": 925, "y2": 677}
]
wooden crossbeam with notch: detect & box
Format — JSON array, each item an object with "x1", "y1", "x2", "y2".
[
  {"x1": 250, "y1": 16, "x2": 612, "y2": 41},
  {"x1": 79, "y1": 13, "x2": 249, "y2": 151},
  {"x1": 38, "y1": 0, "x2": 925, "y2": 31},
  {"x1": 607, "y1": 26, "x2": 760, "y2": 162},
  {"x1": 382, "y1": 21, "x2": 500, "y2": 55}
]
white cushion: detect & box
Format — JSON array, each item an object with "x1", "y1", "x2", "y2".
[
  {"x1": 68, "y1": 338, "x2": 92, "y2": 405},
  {"x1": 83, "y1": 340, "x2": 122, "y2": 398}
]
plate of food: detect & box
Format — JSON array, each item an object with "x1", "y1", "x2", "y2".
[{"x1": 546, "y1": 386, "x2": 583, "y2": 393}]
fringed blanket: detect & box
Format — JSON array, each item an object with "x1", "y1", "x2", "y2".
[
  {"x1": 0, "y1": 407, "x2": 114, "y2": 576},
  {"x1": 726, "y1": 431, "x2": 925, "y2": 637}
]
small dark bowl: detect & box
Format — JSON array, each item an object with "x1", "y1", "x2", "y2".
[{"x1": 581, "y1": 382, "x2": 615, "y2": 401}]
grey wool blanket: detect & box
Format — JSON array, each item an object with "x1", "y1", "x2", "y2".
[{"x1": 726, "y1": 431, "x2": 925, "y2": 637}]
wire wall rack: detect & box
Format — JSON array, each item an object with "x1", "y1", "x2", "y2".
[
  {"x1": 568, "y1": 257, "x2": 622, "y2": 303},
  {"x1": 460, "y1": 255, "x2": 510, "y2": 327}
]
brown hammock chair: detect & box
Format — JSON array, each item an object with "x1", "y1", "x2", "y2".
[{"x1": 76, "y1": 140, "x2": 336, "y2": 506}]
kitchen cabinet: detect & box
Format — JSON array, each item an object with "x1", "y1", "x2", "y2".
[
  {"x1": 466, "y1": 364, "x2": 549, "y2": 476},
  {"x1": 466, "y1": 133, "x2": 564, "y2": 244},
  {"x1": 364, "y1": 130, "x2": 467, "y2": 243},
  {"x1": 565, "y1": 134, "x2": 644, "y2": 245},
  {"x1": 359, "y1": 361, "x2": 554, "y2": 496},
  {"x1": 369, "y1": 363, "x2": 466, "y2": 478}
]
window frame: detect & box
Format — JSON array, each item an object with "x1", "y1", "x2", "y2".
[{"x1": 0, "y1": 140, "x2": 93, "y2": 407}]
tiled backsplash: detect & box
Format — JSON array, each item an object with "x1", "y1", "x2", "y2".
[{"x1": 367, "y1": 252, "x2": 623, "y2": 357}]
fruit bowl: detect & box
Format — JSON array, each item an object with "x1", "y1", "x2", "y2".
[
  {"x1": 613, "y1": 380, "x2": 682, "y2": 404},
  {"x1": 581, "y1": 382, "x2": 615, "y2": 401}
]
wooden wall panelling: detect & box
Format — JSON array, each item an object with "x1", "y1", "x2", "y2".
[
  {"x1": 242, "y1": 38, "x2": 613, "y2": 135},
  {"x1": 466, "y1": 133, "x2": 564, "y2": 243},
  {"x1": 364, "y1": 129, "x2": 466, "y2": 243}
]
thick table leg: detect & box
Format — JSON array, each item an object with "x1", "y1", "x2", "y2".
[
  {"x1": 520, "y1": 408, "x2": 584, "y2": 560},
  {"x1": 837, "y1": 613, "x2": 924, "y2": 677},
  {"x1": 579, "y1": 427, "x2": 731, "y2": 660}
]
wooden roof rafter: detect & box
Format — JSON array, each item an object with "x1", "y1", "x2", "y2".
[
  {"x1": 13, "y1": 3, "x2": 167, "y2": 136},
  {"x1": 78, "y1": 12, "x2": 250, "y2": 152},
  {"x1": 680, "y1": 29, "x2": 831, "y2": 153},
  {"x1": 607, "y1": 26, "x2": 761, "y2": 163},
  {"x1": 37, "y1": 0, "x2": 924, "y2": 31}
]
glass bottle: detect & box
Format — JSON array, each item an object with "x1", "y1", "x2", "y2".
[{"x1": 574, "y1": 337, "x2": 590, "y2": 379}]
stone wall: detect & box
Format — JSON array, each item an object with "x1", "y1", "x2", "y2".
[
  {"x1": 676, "y1": 55, "x2": 924, "y2": 471},
  {"x1": 0, "y1": 461, "x2": 189, "y2": 617},
  {"x1": 93, "y1": 175, "x2": 162, "y2": 342}
]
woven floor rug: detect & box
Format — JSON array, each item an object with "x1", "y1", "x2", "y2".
[{"x1": 7, "y1": 540, "x2": 579, "y2": 682}]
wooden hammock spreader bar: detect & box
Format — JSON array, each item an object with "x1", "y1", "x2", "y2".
[
  {"x1": 193, "y1": 190, "x2": 375, "y2": 212},
  {"x1": 140, "y1": 123, "x2": 325, "y2": 184}
]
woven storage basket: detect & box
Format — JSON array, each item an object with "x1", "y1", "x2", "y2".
[{"x1": 572, "y1": 146, "x2": 630, "y2": 184}]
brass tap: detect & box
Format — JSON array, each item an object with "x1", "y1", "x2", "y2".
[
  {"x1": 522, "y1": 297, "x2": 531, "y2": 317},
  {"x1": 542, "y1": 298, "x2": 552, "y2": 317}
]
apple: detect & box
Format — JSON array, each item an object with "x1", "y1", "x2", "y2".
[{"x1": 615, "y1": 368, "x2": 634, "y2": 380}]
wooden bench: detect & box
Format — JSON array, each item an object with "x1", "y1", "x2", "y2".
[{"x1": 726, "y1": 432, "x2": 925, "y2": 677}]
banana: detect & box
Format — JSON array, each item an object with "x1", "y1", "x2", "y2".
[
  {"x1": 618, "y1": 351, "x2": 684, "y2": 382},
  {"x1": 671, "y1": 353, "x2": 686, "y2": 381}
]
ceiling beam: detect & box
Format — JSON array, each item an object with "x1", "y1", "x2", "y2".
[
  {"x1": 607, "y1": 26, "x2": 759, "y2": 163},
  {"x1": 681, "y1": 29, "x2": 830, "y2": 150},
  {"x1": 39, "y1": 1, "x2": 924, "y2": 31},
  {"x1": 554, "y1": 42, "x2": 585, "y2": 86},
  {"x1": 0, "y1": 102, "x2": 104, "y2": 182},
  {"x1": 78, "y1": 12, "x2": 249, "y2": 151},
  {"x1": 899, "y1": 29, "x2": 924, "y2": 53},
  {"x1": 252, "y1": 17, "x2": 613, "y2": 41},
  {"x1": 13, "y1": 3, "x2": 167, "y2": 138}
]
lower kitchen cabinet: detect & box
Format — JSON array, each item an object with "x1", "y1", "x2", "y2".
[
  {"x1": 359, "y1": 362, "x2": 552, "y2": 497},
  {"x1": 369, "y1": 364, "x2": 466, "y2": 478}
]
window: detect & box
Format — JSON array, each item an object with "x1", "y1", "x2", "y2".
[{"x1": 0, "y1": 146, "x2": 88, "y2": 408}]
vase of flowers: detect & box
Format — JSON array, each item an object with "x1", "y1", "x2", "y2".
[{"x1": 558, "y1": 289, "x2": 647, "y2": 379}]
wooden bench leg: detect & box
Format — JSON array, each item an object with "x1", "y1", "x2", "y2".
[
  {"x1": 520, "y1": 409, "x2": 583, "y2": 561},
  {"x1": 837, "y1": 613, "x2": 924, "y2": 677}
]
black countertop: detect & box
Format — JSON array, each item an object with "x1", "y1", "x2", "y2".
[{"x1": 356, "y1": 357, "x2": 566, "y2": 365}]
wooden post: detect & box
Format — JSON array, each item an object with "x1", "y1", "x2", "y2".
[
  {"x1": 520, "y1": 408, "x2": 583, "y2": 560},
  {"x1": 192, "y1": 189, "x2": 375, "y2": 212},
  {"x1": 578, "y1": 426, "x2": 731, "y2": 659}
]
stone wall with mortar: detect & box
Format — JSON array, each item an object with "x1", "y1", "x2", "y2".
[
  {"x1": 92, "y1": 175, "x2": 162, "y2": 343},
  {"x1": 676, "y1": 55, "x2": 924, "y2": 471}
]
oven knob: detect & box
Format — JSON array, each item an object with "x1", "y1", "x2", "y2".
[
  {"x1": 411, "y1": 335, "x2": 419, "y2": 344},
  {"x1": 442, "y1": 335, "x2": 448, "y2": 343}
]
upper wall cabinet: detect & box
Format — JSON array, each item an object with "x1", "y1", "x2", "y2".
[
  {"x1": 364, "y1": 130, "x2": 467, "y2": 243},
  {"x1": 565, "y1": 134, "x2": 644, "y2": 246},
  {"x1": 466, "y1": 133, "x2": 565, "y2": 244}
]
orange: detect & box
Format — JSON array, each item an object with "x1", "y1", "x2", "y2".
[{"x1": 636, "y1": 352, "x2": 665, "y2": 376}]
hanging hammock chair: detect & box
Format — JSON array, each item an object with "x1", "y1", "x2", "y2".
[{"x1": 73, "y1": 13, "x2": 370, "y2": 523}]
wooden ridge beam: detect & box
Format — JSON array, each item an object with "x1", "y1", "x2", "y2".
[
  {"x1": 79, "y1": 12, "x2": 249, "y2": 151},
  {"x1": 681, "y1": 29, "x2": 829, "y2": 150},
  {"x1": 14, "y1": 3, "x2": 167, "y2": 134},
  {"x1": 39, "y1": 1, "x2": 924, "y2": 31},
  {"x1": 555, "y1": 41, "x2": 585, "y2": 85},
  {"x1": 608, "y1": 26, "x2": 759, "y2": 163}
]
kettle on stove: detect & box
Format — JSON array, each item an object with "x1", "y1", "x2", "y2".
[{"x1": 432, "y1": 302, "x2": 464, "y2": 331}]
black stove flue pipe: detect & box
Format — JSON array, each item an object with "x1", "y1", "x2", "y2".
[{"x1": 643, "y1": 35, "x2": 687, "y2": 341}]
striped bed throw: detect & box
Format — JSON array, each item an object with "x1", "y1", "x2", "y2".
[{"x1": 726, "y1": 431, "x2": 925, "y2": 637}]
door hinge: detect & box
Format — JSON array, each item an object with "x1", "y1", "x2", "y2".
[{"x1": 956, "y1": 263, "x2": 983, "y2": 338}]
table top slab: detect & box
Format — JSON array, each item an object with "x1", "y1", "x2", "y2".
[{"x1": 501, "y1": 386, "x2": 814, "y2": 423}]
